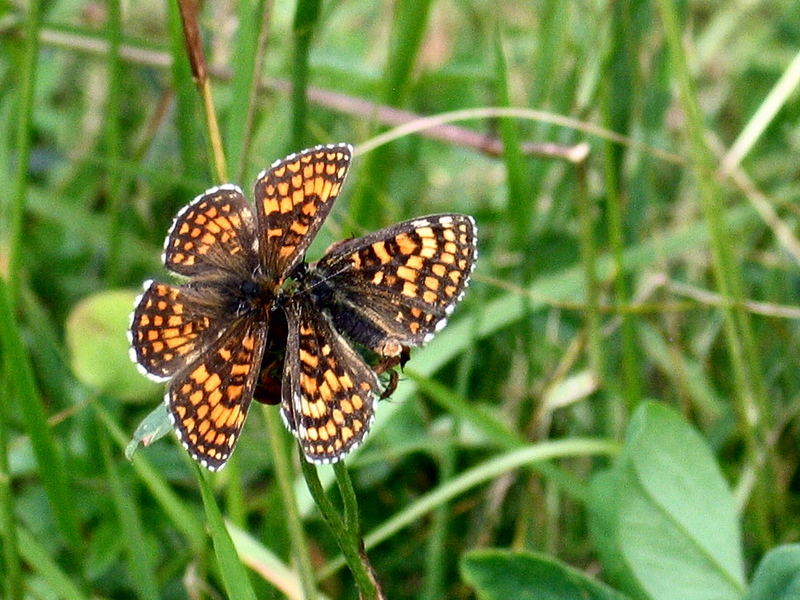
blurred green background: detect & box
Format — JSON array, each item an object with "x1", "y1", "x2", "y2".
[{"x1": 2, "y1": 1, "x2": 800, "y2": 599}]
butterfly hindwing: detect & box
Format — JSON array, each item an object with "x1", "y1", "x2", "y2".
[
  {"x1": 166, "y1": 317, "x2": 268, "y2": 471},
  {"x1": 128, "y1": 281, "x2": 221, "y2": 381},
  {"x1": 129, "y1": 143, "x2": 478, "y2": 470},
  {"x1": 280, "y1": 295, "x2": 379, "y2": 463}
]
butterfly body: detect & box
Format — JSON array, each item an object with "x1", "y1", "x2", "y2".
[{"x1": 129, "y1": 144, "x2": 477, "y2": 470}]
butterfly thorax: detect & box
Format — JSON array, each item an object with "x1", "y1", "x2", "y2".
[{"x1": 220, "y1": 274, "x2": 276, "y2": 321}]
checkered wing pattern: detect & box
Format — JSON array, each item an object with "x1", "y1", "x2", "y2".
[
  {"x1": 280, "y1": 295, "x2": 379, "y2": 463},
  {"x1": 308, "y1": 214, "x2": 477, "y2": 354},
  {"x1": 128, "y1": 281, "x2": 220, "y2": 381},
  {"x1": 162, "y1": 184, "x2": 258, "y2": 279},
  {"x1": 254, "y1": 143, "x2": 352, "y2": 280},
  {"x1": 166, "y1": 317, "x2": 268, "y2": 471}
]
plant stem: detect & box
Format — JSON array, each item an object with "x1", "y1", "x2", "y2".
[
  {"x1": 576, "y1": 161, "x2": 609, "y2": 431},
  {"x1": 333, "y1": 461, "x2": 358, "y2": 533},
  {"x1": 262, "y1": 407, "x2": 318, "y2": 600},
  {"x1": 0, "y1": 377, "x2": 21, "y2": 600},
  {"x1": 291, "y1": 0, "x2": 321, "y2": 148},
  {"x1": 7, "y1": 0, "x2": 41, "y2": 305},
  {"x1": 175, "y1": 0, "x2": 228, "y2": 182},
  {"x1": 655, "y1": 0, "x2": 772, "y2": 545},
  {"x1": 300, "y1": 458, "x2": 385, "y2": 599},
  {"x1": 104, "y1": 0, "x2": 124, "y2": 285}
]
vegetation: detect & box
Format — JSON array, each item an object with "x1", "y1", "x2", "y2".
[{"x1": 1, "y1": 1, "x2": 799, "y2": 599}]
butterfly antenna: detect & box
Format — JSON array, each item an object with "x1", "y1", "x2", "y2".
[{"x1": 302, "y1": 260, "x2": 355, "y2": 294}]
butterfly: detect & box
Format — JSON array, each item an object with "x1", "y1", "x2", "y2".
[{"x1": 129, "y1": 144, "x2": 477, "y2": 470}]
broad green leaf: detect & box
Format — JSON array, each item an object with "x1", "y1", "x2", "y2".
[
  {"x1": 461, "y1": 549, "x2": 633, "y2": 600},
  {"x1": 66, "y1": 289, "x2": 160, "y2": 400},
  {"x1": 744, "y1": 544, "x2": 800, "y2": 600},
  {"x1": 589, "y1": 402, "x2": 745, "y2": 600},
  {"x1": 587, "y1": 468, "x2": 649, "y2": 600}
]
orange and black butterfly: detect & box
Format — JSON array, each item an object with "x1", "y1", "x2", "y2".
[{"x1": 129, "y1": 144, "x2": 477, "y2": 470}]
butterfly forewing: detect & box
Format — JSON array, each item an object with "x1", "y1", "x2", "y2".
[
  {"x1": 307, "y1": 214, "x2": 478, "y2": 353},
  {"x1": 129, "y1": 281, "x2": 222, "y2": 381},
  {"x1": 254, "y1": 143, "x2": 352, "y2": 281},
  {"x1": 280, "y1": 295, "x2": 378, "y2": 463},
  {"x1": 166, "y1": 317, "x2": 268, "y2": 471},
  {"x1": 162, "y1": 184, "x2": 258, "y2": 279}
]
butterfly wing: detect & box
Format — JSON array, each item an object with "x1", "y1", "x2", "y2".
[
  {"x1": 128, "y1": 280, "x2": 227, "y2": 381},
  {"x1": 253, "y1": 143, "x2": 352, "y2": 281},
  {"x1": 280, "y1": 295, "x2": 378, "y2": 463},
  {"x1": 162, "y1": 184, "x2": 258, "y2": 280},
  {"x1": 307, "y1": 214, "x2": 478, "y2": 354},
  {"x1": 165, "y1": 316, "x2": 267, "y2": 471}
]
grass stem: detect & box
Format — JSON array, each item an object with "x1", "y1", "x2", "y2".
[
  {"x1": 6, "y1": 0, "x2": 41, "y2": 304},
  {"x1": 655, "y1": 0, "x2": 772, "y2": 545},
  {"x1": 263, "y1": 407, "x2": 319, "y2": 600},
  {"x1": 176, "y1": 0, "x2": 228, "y2": 182},
  {"x1": 104, "y1": 0, "x2": 124, "y2": 285},
  {"x1": 290, "y1": 0, "x2": 321, "y2": 149},
  {"x1": 300, "y1": 458, "x2": 385, "y2": 599}
]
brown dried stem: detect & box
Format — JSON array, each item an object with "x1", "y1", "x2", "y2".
[
  {"x1": 175, "y1": 0, "x2": 228, "y2": 182},
  {"x1": 35, "y1": 26, "x2": 586, "y2": 163}
]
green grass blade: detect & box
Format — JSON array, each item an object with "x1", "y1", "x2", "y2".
[
  {"x1": 227, "y1": 521, "x2": 329, "y2": 599},
  {"x1": 95, "y1": 403, "x2": 207, "y2": 553},
  {"x1": 223, "y1": 458, "x2": 247, "y2": 529},
  {"x1": 493, "y1": 28, "x2": 528, "y2": 250},
  {"x1": 0, "y1": 278, "x2": 81, "y2": 553},
  {"x1": 407, "y1": 370, "x2": 587, "y2": 500},
  {"x1": 406, "y1": 370, "x2": 524, "y2": 449},
  {"x1": 103, "y1": 0, "x2": 124, "y2": 285},
  {"x1": 321, "y1": 439, "x2": 618, "y2": 578},
  {"x1": 722, "y1": 49, "x2": 800, "y2": 173},
  {"x1": 263, "y1": 406, "x2": 318, "y2": 599},
  {"x1": 382, "y1": 0, "x2": 434, "y2": 105},
  {"x1": 291, "y1": 0, "x2": 321, "y2": 148},
  {"x1": 576, "y1": 160, "x2": 606, "y2": 427},
  {"x1": 167, "y1": 0, "x2": 203, "y2": 179},
  {"x1": 421, "y1": 419, "x2": 456, "y2": 600},
  {"x1": 0, "y1": 378, "x2": 21, "y2": 598},
  {"x1": 347, "y1": 0, "x2": 434, "y2": 228},
  {"x1": 98, "y1": 421, "x2": 160, "y2": 600},
  {"x1": 637, "y1": 322, "x2": 725, "y2": 421},
  {"x1": 26, "y1": 188, "x2": 159, "y2": 266},
  {"x1": 655, "y1": 0, "x2": 771, "y2": 541},
  {"x1": 529, "y1": 0, "x2": 568, "y2": 110},
  {"x1": 17, "y1": 526, "x2": 88, "y2": 600},
  {"x1": 226, "y1": 0, "x2": 272, "y2": 182},
  {"x1": 196, "y1": 465, "x2": 258, "y2": 600},
  {"x1": 601, "y1": 0, "x2": 642, "y2": 414},
  {"x1": 6, "y1": 0, "x2": 41, "y2": 303}
]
